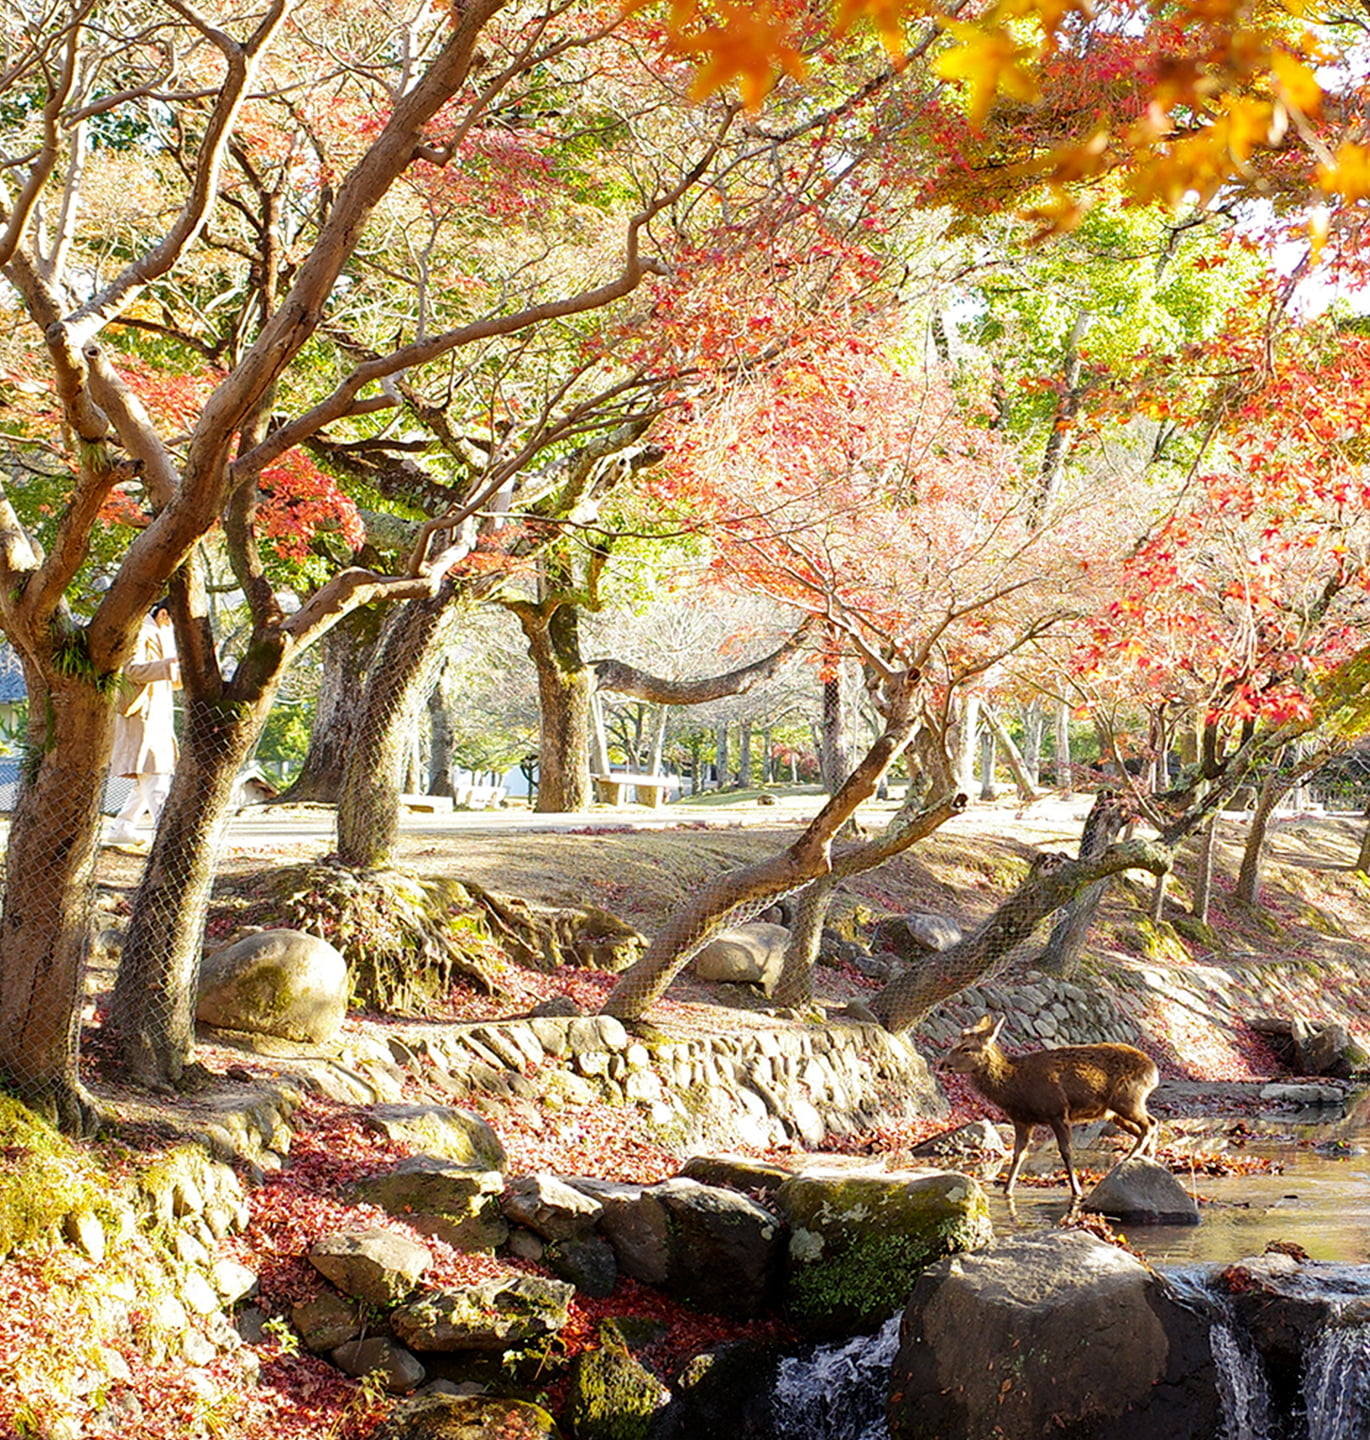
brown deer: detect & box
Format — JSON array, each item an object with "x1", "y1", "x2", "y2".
[{"x1": 939, "y1": 1015, "x2": 1160, "y2": 1199}]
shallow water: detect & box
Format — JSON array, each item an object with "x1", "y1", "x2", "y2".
[{"x1": 978, "y1": 1105, "x2": 1370, "y2": 1265}]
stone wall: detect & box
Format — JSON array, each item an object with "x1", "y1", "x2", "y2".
[{"x1": 311, "y1": 1011, "x2": 948, "y2": 1159}]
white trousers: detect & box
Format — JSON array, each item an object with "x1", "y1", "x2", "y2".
[{"x1": 115, "y1": 772, "x2": 173, "y2": 829}]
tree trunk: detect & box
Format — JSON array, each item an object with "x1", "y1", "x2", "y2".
[
  {"x1": 1036, "y1": 790, "x2": 1129, "y2": 976},
  {"x1": 715, "y1": 721, "x2": 729, "y2": 789},
  {"x1": 870, "y1": 839, "x2": 1173, "y2": 1032},
  {"x1": 819, "y1": 669, "x2": 849, "y2": 793},
  {"x1": 739, "y1": 723, "x2": 753, "y2": 787},
  {"x1": 1356, "y1": 816, "x2": 1370, "y2": 875},
  {"x1": 337, "y1": 588, "x2": 462, "y2": 866},
  {"x1": 1054, "y1": 699, "x2": 1073, "y2": 794},
  {"x1": 978, "y1": 727, "x2": 997, "y2": 801},
  {"x1": 515, "y1": 600, "x2": 592, "y2": 813},
  {"x1": 277, "y1": 607, "x2": 380, "y2": 803},
  {"x1": 1021, "y1": 700, "x2": 1044, "y2": 787},
  {"x1": 1192, "y1": 813, "x2": 1217, "y2": 922},
  {"x1": 984, "y1": 704, "x2": 1039, "y2": 803},
  {"x1": 649, "y1": 704, "x2": 667, "y2": 775},
  {"x1": 1235, "y1": 764, "x2": 1287, "y2": 907},
  {"x1": 0, "y1": 677, "x2": 111, "y2": 1130},
  {"x1": 772, "y1": 874, "x2": 836, "y2": 1009},
  {"x1": 110, "y1": 694, "x2": 265, "y2": 1086},
  {"x1": 590, "y1": 692, "x2": 613, "y2": 776},
  {"x1": 956, "y1": 694, "x2": 981, "y2": 796},
  {"x1": 428, "y1": 662, "x2": 456, "y2": 797},
  {"x1": 600, "y1": 670, "x2": 934, "y2": 1022}
]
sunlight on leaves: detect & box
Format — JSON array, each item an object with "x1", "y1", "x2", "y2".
[{"x1": 933, "y1": 20, "x2": 1041, "y2": 130}]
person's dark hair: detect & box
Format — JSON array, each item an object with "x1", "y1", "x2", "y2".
[{"x1": 150, "y1": 599, "x2": 172, "y2": 619}]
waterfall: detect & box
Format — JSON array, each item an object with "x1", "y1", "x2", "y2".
[
  {"x1": 1164, "y1": 1265, "x2": 1370, "y2": 1440},
  {"x1": 1165, "y1": 1267, "x2": 1277, "y2": 1440},
  {"x1": 1304, "y1": 1323, "x2": 1370, "y2": 1440},
  {"x1": 1209, "y1": 1317, "x2": 1277, "y2": 1440},
  {"x1": 759, "y1": 1270, "x2": 1370, "y2": 1440},
  {"x1": 768, "y1": 1314, "x2": 901, "y2": 1440}
]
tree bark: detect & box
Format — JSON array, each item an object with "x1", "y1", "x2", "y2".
[
  {"x1": 1054, "y1": 698, "x2": 1073, "y2": 794},
  {"x1": 1192, "y1": 813, "x2": 1217, "y2": 922},
  {"x1": 591, "y1": 626, "x2": 810, "y2": 705},
  {"x1": 1235, "y1": 769, "x2": 1283, "y2": 906},
  {"x1": 337, "y1": 586, "x2": 463, "y2": 866},
  {"x1": 772, "y1": 873, "x2": 836, "y2": 1009},
  {"x1": 513, "y1": 599, "x2": 592, "y2": 813},
  {"x1": 956, "y1": 693, "x2": 981, "y2": 796},
  {"x1": 1021, "y1": 700, "x2": 1044, "y2": 787},
  {"x1": 978, "y1": 726, "x2": 997, "y2": 801},
  {"x1": 279, "y1": 608, "x2": 382, "y2": 803},
  {"x1": 0, "y1": 675, "x2": 110, "y2": 1129},
  {"x1": 1036, "y1": 790, "x2": 1128, "y2": 976},
  {"x1": 869, "y1": 839, "x2": 1172, "y2": 1032},
  {"x1": 428, "y1": 661, "x2": 457, "y2": 797},
  {"x1": 984, "y1": 703, "x2": 1040, "y2": 803},
  {"x1": 110, "y1": 694, "x2": 265, "y2": 1086},
  {"x1": 818, "y1": 668, "x2": 850, "y2": 793}
]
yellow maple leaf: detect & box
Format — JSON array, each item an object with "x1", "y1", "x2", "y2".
[
  {"x1": 834, "y1": 0, "x2": 919, "y2": 61},
  {"x1": 1022, "y1": 185, "x2": 1090, "y2": 242},
  {"x1": 934, "y1": 20, "x2": 1041, "y2": 130},
  {"x1": 1216, "y1": 95, "x2": 1275, "y2": 164},
  {"x1": 1269, "y1": 49, "x2": 1322, "y2": 116},
  {"x1": 1316, "y1": 141, "x2": 1370, "y2": 202},
  {"x1": 669, "y1": 1, "x2": 807, "y2": 110}
]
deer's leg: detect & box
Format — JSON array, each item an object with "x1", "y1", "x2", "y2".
[
  {"x1": 1049, "y1": 1117, "x2": 1081, "y2": 1197},
  {"x1": 1131, "y1": 1113, "x2": 1158, "y2": 1158},
  {"x1": 1002, "y1": 1122, "x2": 1033, "y2": 1195}
]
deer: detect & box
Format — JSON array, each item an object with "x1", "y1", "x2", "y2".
[{"x1": 939, "y1": 1015, "x2": 1160, "y2": 1200}]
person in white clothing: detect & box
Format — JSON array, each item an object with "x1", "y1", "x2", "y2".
[{"x1": 106, "y1": 603, "x2": 180, "y2": 844}]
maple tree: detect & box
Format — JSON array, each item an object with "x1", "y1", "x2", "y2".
[
  {"x1": 0, "y1": 0, "x2": 819, "y2": 1116},
  {"x1": 601, "y1": 329, "x2": 1089, "y2": 1017}
]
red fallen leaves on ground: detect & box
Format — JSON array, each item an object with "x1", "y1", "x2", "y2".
[{"x1": 10, "y1": 959, "x2": 1320, "y2": 1440}]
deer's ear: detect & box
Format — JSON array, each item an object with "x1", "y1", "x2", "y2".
[{"x1": 969, "y1": 1015, "x2": 994, "y2": 1035}]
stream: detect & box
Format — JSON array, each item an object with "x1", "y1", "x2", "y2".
[{"x1": 766, "y1": 1099, "x2": 1370, "y2": 1439}]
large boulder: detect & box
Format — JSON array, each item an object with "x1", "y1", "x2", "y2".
[
  {"x1": 869, "y1": 912, "x2": 963, "y2": 959},
  {"x1": 565, "y1": 1178, "x2": 670, "y2": 1285},
  {"x1": 652, "y1": 1176, "x2": 784, "y2": 1318},
  {"x1": 563, "y1": 1320, "x2": 672, "y2": 1440},
  {"x1": 371, "y1": 1394, "x2": 562, "y2": 1440},
  {"x1": 1084, "y1": 1159, "x2": 1199, "y2": 1225},
  {"x1": 887, "y1": 1231, "x2": 1220, "y2": 1440},
  {"x1": 345, "y1": 1156, "x2": 508, "y2": 1252},
  {"x1": 777, "y1": 1168, "x2": 992, "y2": 1337},
  {"x1": 691, "y1": 923, "x2": 790, "y2": 994},
  {"x1": 389, "y1": 1274, "x2": 575, "y2": 1351},
  {"x1": 197, "y1": 928, "x2": 348, "y2": 1043},
  {"x1": 502, "y1": 1172, "x2": 605, "y2": 1240},
  {"x1": 564, "y1": 1174, "x2": 784, "y2": 1319},
  {"x1": 361, "y1": 1104, "x2": 507, "y2": 1171},
  {"x1": 308, "y1": 1228, "x2": 430, "y2": 1306}
]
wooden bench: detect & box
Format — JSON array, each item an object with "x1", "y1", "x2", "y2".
[{"x1": 592, "y1": 773, "x2": 673, "y2": 807}]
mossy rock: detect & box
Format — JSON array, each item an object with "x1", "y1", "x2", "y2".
[
  {"x1": 0, "y1": 1094, "x2": 110, "y2": 1258},
  {"x1": 244, "y1": 863, "x2": 643, "y2": 1013},
  {"x1": 1122, "y1": 920, "x2": 1191, "y2": 966},
  {"x1": 1171, "y1": 915, "x2": 1221, "y2": 950},
  {"x1": 777, "y1": 1169, "x2": 993, "y2": 1337},
  {"x1": 372, "y1": 1393, "x2": 563, "y2": 1439},
  {"x1": 562, "y1": 1321, "x2": 671, "y2": 1440}
]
